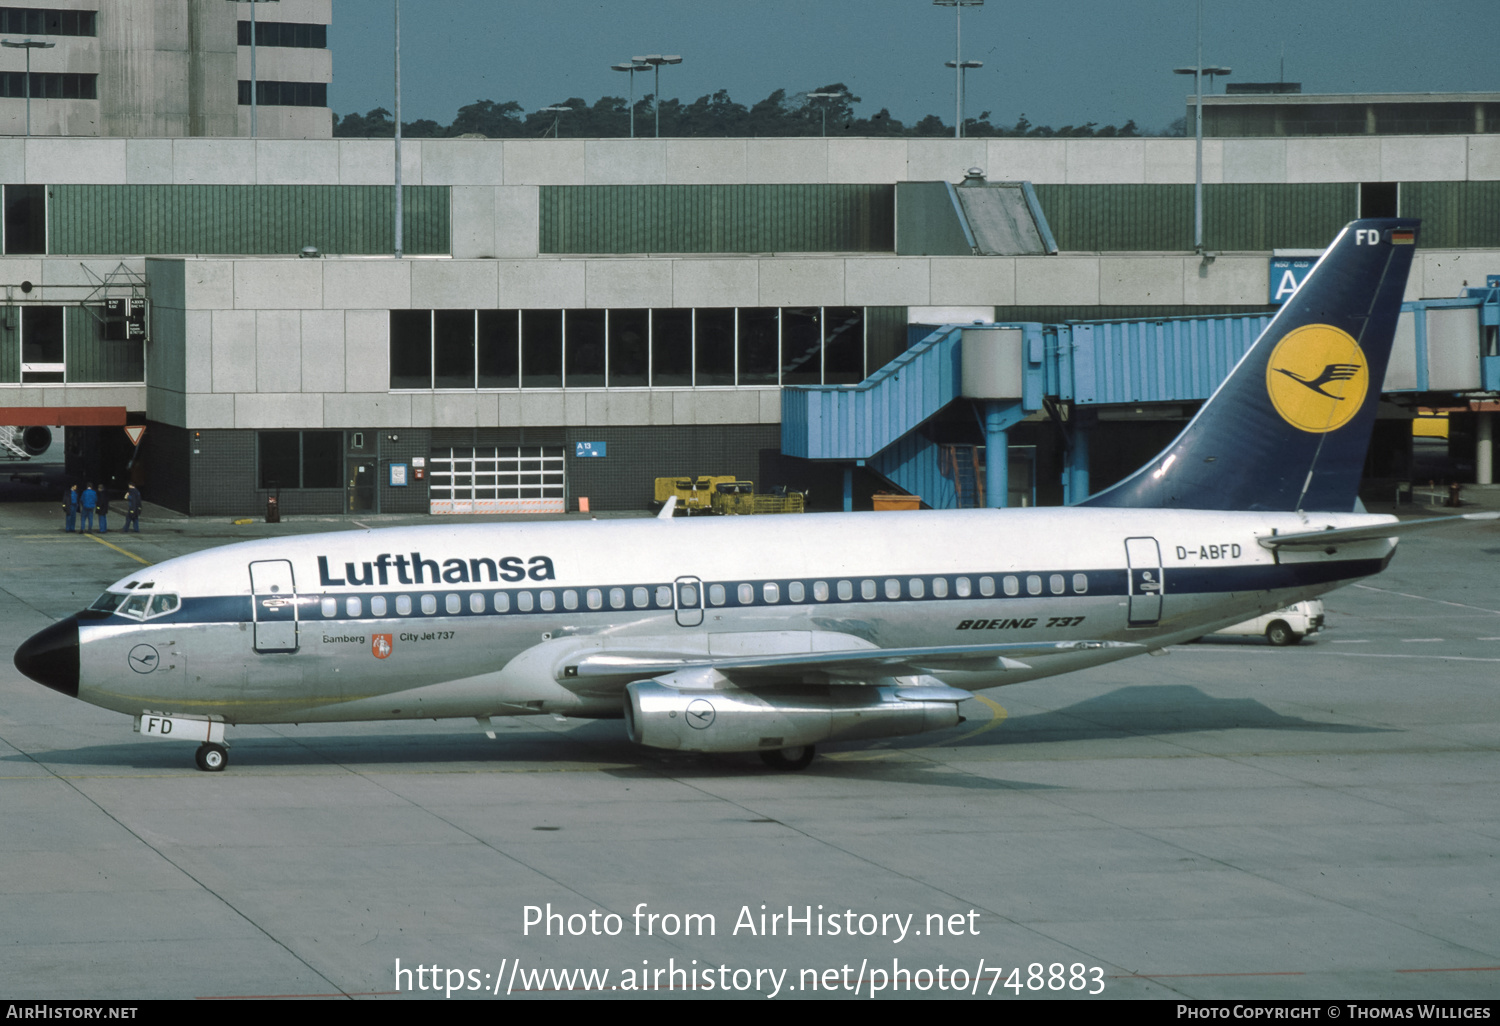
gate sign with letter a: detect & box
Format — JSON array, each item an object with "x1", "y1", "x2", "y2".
[{"x1": 1270, "y1": 257, "x2": 1317, "y2": 304}]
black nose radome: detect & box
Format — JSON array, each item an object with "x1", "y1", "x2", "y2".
[{"x1": 14, "y1": 616, "x2": 80, "y2": 698}]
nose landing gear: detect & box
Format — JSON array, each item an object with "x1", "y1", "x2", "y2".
[{"x1": 195, "y1": 742, "x2": 229, "y2": 772}]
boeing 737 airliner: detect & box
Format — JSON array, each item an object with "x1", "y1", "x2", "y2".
[{"x1": 14, "y1": 218, "x2": 1492, "y2": 771}]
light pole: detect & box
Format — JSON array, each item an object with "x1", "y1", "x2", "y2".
[
  {"x1": 2, "y1": 38, "x2": 54, "y2": 137},
  {"x1": 540, "y1": 105, "x2": 572, "y2": 138},
  {"x1": 944, "y1": 60, "x2": 982, "y2": 137},
  {"x1": 611, "y1": 60, "x2": 649, "y2": 138},
  {"x1": 933, "y1": 0, "x2": 982, "y2": 140},
  {"x1": 227, "y1": 0, "x2": 274, "y2": 137},
  {"x1": 1172, "y1": 0, "x2": 1229, "y2": 253},
  {"x1": 394, "y1": 0, "x2": 401, "y2": 258},
  {"x1": 806, "y1": 91, "x2": 845, "y2": 137},
  {"x1": 632, "y1": 54, "x2": 681, "y2": 138}
]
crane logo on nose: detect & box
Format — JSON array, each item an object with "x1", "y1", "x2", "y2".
[{"x1": 128, "y1": 644, "x2": 159, "y2": 674}]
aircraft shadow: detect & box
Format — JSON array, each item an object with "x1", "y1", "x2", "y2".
[
  {"x1": 4, "y1": 721, "x2": 1038, "y2": 790},
  {"x1": 3, "y1": 685, "x2": 1389, "y2": 786},
  {"x1": 951, "y1": 683, "x2": 1393, "y2": 749}
]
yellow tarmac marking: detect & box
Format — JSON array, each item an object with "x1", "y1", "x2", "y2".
[
  {"x1": 82, "y1": 533, "x2": 151, "y2": 565},
  {"x1": 824, "y1": 694, "x2": 1008, "y2": 762}
]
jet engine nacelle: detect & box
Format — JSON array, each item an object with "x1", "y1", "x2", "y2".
[
  {"x1": 623, "y1": 680, "x2": 962, "y2": 753},
  {"x1": 20, "y1": 427, "x2": 51, "y2": 455}
]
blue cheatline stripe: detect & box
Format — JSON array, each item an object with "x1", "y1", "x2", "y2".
[{"x1": 91, "y1": 558, "x2": 1386, "y2": 629}]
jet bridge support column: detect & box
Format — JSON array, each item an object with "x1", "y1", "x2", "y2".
[
  {"x1": 982, "y1": 401, "x2": 1027, "y2": 508},
  {"x1": 1063, "y1": 409, "x2": 1095, "y2": 505},
  {"x1": 1479, "y1": 411, "x2": 1494, "y2": 486}
]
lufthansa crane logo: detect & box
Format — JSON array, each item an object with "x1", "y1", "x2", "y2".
[
  {"x1": 685, "y1": 699, "x2": 716, "y2": 730},
  {"x1": 1264, "y1": 323, "x2": 1370, "y2": 434}
]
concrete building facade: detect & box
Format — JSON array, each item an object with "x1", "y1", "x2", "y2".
[
  {"x1": 2, "y1": 131, "x2": 1497, "y2": 514},
  {"x1": 0, "y1": 0, "x2": 330, "y2": 138}
]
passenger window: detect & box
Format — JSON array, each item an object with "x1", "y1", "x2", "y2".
[
  {"x1": 709, "y1": 584, "x2": 726, "y2": 606},
  {"x1": 1003, "y1": 576, "x2": 1018, "y2": 596},
  {"x1": 517, "y1": 592, "x2": 534, "y2": 612},
  {"x1": 587, "y1": 588, "x2": 603, "y2": 610},
  {"x1": 955, "y1": 577, "x2": 971, "y2": 597},
  {"x1": 788, "y1": 581, "x2": 804, "y2": 603},
  {"x1": 656, "y1": 585, "x2": 673, "y2": 607},
  {"x1": 563, "y1": 590, "x2": 578, "y2": 610},
  {"x1": 1050, "y1": 574, "x2": 1065, "y2": 595},
  {"x1": 763, "y1": 582, "x2": 780, "y2": 604},
  {"x1": 1073, "y1": 573, "x2": 1088, "y2": 594},
  {"x1": 321, "y1": 597, "x2": 337, "y2": 618},
  {"x1": 445, "y1": 593, "x2": 461, "y2": 614},
  {"x1": 421, "y1": 594, "x2": 437, "y2": 614},
  {"x1": 837, "y1": 580, "x2": 853, "y2": 601},
  {"x1": 609, "y1": 587, "x2": 626, "y2": 609},
  {"x1": 931, "y1": 578, "x2": 947, "y2": 598},
  {"x1": 980, "y1": 576, "x2": 996, "y2": 597},
  {"x1": 1027, "y1": 575, "x2": 1042, "y2": 596},
  {"x1": 539, "y1": 591, "x2": 556, "y2": 611},
  {"x1": 632, "y1": 587, "x2": 648, "y2": 608},
  {"x1": 396, "y1": 594, "x2": 412, "y2": 615},
  {"x1": 737, "y1": 583, "x2": 754, "y2": 604},
  {"x1": 469, "y1": 592, "x2": 485, "y2": 613},
  {"x1": 813, "y1": 581, "x2": 829, "y2": 601},
  {"x1": 371, "y1": 595, "x2": 388, "y2": 616},
  {"x1": 678, "y1": 583, "x2": 697, "y2": 607},
  {"x1": 492, "y1": 592, "x2": 510, "y2": 613},
  {"x1": 884, "y1": 579, "x2": 900, "y2": 599},
  {"x1": 908, "y1": 578, "x2": 925, "y2": 599},
  {"x1": 861, "y1": 580, "x2": 876, "y2": 600},
  {"x1": 346, "y1": 596, "x2": 362, "y2": 618}
]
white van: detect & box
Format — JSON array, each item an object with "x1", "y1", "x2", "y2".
[{"x1": 1213, "y1": 599, "x2": 1325, "y2": 646}]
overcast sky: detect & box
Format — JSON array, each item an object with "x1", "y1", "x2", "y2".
[{"x1": 326, "y1": 0, "x2": 1498, "y2": 133}]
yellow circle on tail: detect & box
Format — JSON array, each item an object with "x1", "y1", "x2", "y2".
[{"x1": 1264, "y1": 324, "x2": 1369, "y2": 434}]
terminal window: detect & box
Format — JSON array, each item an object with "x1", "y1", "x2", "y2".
[
  {"x1": 258, "y1": 431, "x2": 343, "y2": 490},
  {"x1": 393, "y1": 307, "x2": 877, "y2": 390},
  {"x1": 238, "y1": 21, "x2": 328, "y2": 48},
  {"x1": 238, "y1": 80, "x2": 328, "y2": 107},
  {"x1": 0, "y1": 73, "x2": 97, "y2": 100},
  {"x1": 0, "y1": 7, "x2": 95, "y2": 35},
  {"x1": 4, "y1": 184, "x2": 44, "y2": 254}
]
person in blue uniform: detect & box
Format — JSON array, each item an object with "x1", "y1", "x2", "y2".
[
  {"x1": 63, "y1": 484, "x2": 78, "y2": 532},
  {"x1": 97, "y1": 487, "x2": 111, "y2": 533},
  {"x1": 80, "y1": 483, "x2": 96, "y2": 533}
]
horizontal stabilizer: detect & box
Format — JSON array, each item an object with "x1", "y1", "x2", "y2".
[{"x1": 1259, "y1": 512, "x2": 1498, "y2": 551}]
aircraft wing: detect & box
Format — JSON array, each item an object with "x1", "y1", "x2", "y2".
[
  {"x1": 567, "y1": 639, "x2": 1144, "y2": 686},
  {"x1": 1259, "y1": 512, "x2": 1498, "y2": 551}
]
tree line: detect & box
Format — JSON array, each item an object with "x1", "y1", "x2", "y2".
[{"x1": 333, "y1": 84, "x2": 1149, "y2": 139}]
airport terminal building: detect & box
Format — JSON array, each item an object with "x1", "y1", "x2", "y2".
[{"x1": 0, "y1": 3, "x2": 1497, "y2": 515}]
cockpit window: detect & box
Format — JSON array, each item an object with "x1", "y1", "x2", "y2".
[
  {"x1": 113, "y1": 593, "x2": 180, "y2": 620},
  {"x1": 89, "y1": 592, "x2": 127, "y2": 613}
]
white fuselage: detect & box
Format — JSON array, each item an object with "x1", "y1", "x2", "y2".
[{"x1": 73, "y1": 507, "x2": 1397, "y2": 726}]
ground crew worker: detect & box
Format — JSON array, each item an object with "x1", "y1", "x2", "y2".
[
  {"x1": 124, "y1": 485, "x2": 142, "y2": 533},
  {"x1": 80, "y1": 483, "x2": 96, "y2": 533},
  {"x1": 63, "y1": 484, "x2": 78, "y2": 532}
]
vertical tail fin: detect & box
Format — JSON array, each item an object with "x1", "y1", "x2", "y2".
[{"x1": 1081, "y1": 218, "x2": 1418, "y2": 512}]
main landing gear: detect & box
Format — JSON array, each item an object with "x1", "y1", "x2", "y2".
[
  {"x1": 760, "y1": 744, "x2": 816, "y2": 770},
  {"x1": 195, "y1": 742, "x2": 229, "y2": 772}
]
